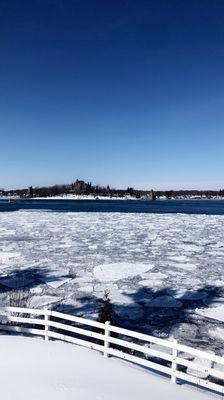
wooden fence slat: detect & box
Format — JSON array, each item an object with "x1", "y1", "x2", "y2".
[
  {"x1": 175, "y1": 342, "x2": 224, "y2": 366},
  {"x1": 48, "y1": 319, "x2": 105, "y2": 341},
  {"x1": 51, "y1": 310, "x2": 105, "y2": 329},
  {"x1": 0, "y1": 324, "x2": 45, "y2": 336},
  {"x1": 171, "y1": 340, "x2": 178, "y2": 384},
  {"x1": 175, "y1": 370, "x2": 224, "y2": 394},
  {"x1": 175, "y1": 357, "x2": 224, "y2": 381},
  {"x1": 2, "y1": 316, "x2": 45, "y2": 325},
  {"x1": 48, "y1": 330, "x2": 105, "y2": 353},
  {"x1": 102, "y1": 333, "x2": 173, "y2": 362},
  {"x1": 105, "y1": 346, "x2": 172, "y2": 376},
  {"x1": 48, "y1": 330, "x2": 172, "y2": 376},
  {"x1": 0, "y1": 306, "x2": 46, "y2": 316},
  {"x1": 104, "y1": 321, "x2": 110, "y2": 357},
  {"x1": 108, "y1": 324, "x2": 174, "y2": 349},
  {"x1": 44, "y1": 311, "x2": 49, "y2": 341}
]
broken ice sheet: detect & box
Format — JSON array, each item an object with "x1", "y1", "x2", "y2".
[
  {"x1": 28, "y1": 295, "x2": 61, "y2": 309},
  {"x1": 1, "y1": 211, "x2": 224, "y2": 351}
]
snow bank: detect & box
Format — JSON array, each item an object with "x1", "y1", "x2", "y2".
[{"x1": 0, "y1": 336, "x2": 214, "y2": 400}]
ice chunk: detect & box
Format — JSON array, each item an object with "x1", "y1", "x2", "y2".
[
  {"x1": 28, "y1": 295, "x2": 61, "y2": 308},
  {"x1": 139, "y1": 279, "x2": 163, "y2": 287},
  {"x1": 0, "y1": 252, "x2": 21, "y2": 261},
  {"x1": 140, "y1": 272, "x2": 166, "y2": 280},
  {"x1": 196, "y1": 305, "x2": 224, "y2": 322},
  {"x1": 77, "y1": 285, "x2": 94, "y2": 293},
  {"x1": 0, "y1": 275, "x2": 34, "y2": 289},
  {"x1": 43, "y1": 276, "x2": 72, "y2": 289},
  {"x1": 114, "y1": 304, "x2": 144, "y2": 320},
  {"x1": 88, "y1": 245, "x2": 98, "y2": 250},
  {"x1": 203, "y1": 297, "x2": 224, "y2": 307},
  {"x1": 213, "y1": 361, "x2": 224, "y2": 374},
  {"x1": 171, "y1": 289, "x2": 207, "y2": 301},
  {"x1": 149, "y1": 296, "x2": 182, "y2": 308},
  {"x1": 187, "y1": 357, "x2": 213, "y2": 378},
  {"x1": 93, "y1": 263, "x2": 153, "y2": 282},
  {"x1": 176, "y1": 263, "x2": 197, "y2": 271},
  {"x1": 209, "y1": 327, "x2": 224, "y2": 341},
  {"x1": 30, "y1": 286, "x2": 43, "y2": 294},
  {"x1": 145, "y1": 343, "x2": 172, "y2": 360}
]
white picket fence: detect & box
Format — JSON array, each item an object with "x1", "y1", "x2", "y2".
[{"x1": 0, "y1": 306, "x2": 224, "y2": 395}]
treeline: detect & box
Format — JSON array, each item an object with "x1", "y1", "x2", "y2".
[
  {"x1": 1, "y1": 179, "x2": 224, "y2": 199},
  {"x1": 156, "y1": 189, "x2": 224, "y2": 199},
  {"x1": 2, "y1": 180, "x2": 143, "y2": 198}
]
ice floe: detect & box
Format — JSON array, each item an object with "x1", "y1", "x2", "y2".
[
  {"x1": 196, "y1": 305, "x2": 224, "y2": 322},
  {"x1": 28, "y1": 295, "x2": 61, "y2": 309},
  {"x1": 148, "y1": 296, "x2": 182, "y2": 308},
  {"x1": 187, "y1": 357, "x2": 213, "y2": 379},
  {"x1": 209, "y1": 327, "x2": 224, "y2": 341},
  {"x1": 1, "y1": 211, "x2": 224, "y2": 352},
  {"x1": 93, "y1": 262, "x2": 153, "y2": 282}
]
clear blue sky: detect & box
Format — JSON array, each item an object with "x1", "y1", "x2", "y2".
[{"x1": 1, "y1": 0, "x2": 224, "y2": 190}]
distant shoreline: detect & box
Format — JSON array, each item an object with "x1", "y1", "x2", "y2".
[{"x1": 1, "y1": 196, "x2": 224, "y2": 201}]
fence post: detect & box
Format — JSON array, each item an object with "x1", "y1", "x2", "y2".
[
  {"x1": 44, "y1": 308, "x2": 50, "y2": 341},
  {"x1": 171, "y1": 339, "x2": 178, "y2": 384},
  {"x1": 104, "y1": 321, "x2": 111, "y2": 357}
]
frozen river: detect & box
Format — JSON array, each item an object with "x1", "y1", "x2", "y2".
[{"x1": 0, "y1": 210, "x2": 224, "y2": 354}]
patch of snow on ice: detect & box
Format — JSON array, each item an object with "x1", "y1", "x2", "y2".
[
  {"x1": 187, "y1": 357, "x2": 213, "y2": 379},
  {"x1": 196, "y1": 305, "x2": 224, "y2": 322},
  {"x1": 77, "y1": 285, "x2": 94, "y2": 293},
  {"x1": 209, "y1": 327, "x2": 224, "y2": 341},
  {"x1": 30, "y1": 286, "x2": 43, "y2": 294},
  {"x1": 93, "y1": 262, "x2": 153, "y2": 282},
  {"x1": 28, "y1": 295, "x2": 61, "y2": 308},
  {"x1": 43, "y1": 276, "x2": 72, "y2": 289}
]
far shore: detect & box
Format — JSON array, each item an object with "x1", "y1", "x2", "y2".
[{"x1": 1, "y1": 195, "x2": 224, "y2": 201}]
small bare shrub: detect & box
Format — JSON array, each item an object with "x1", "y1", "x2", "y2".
[{"x1": 8, "y1": 289, "x2": 30, "y2": 324}]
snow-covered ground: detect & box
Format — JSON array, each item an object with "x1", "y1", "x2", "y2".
[
  {"x1": 33, "y1": 194, "x2": 135, "y2": 200},
  {"x1": 0, "y1": 336, "x2": 218, "y2": 400},
  {"x1": 0, "y1": 211, "x2": 224, "y2": 353}
]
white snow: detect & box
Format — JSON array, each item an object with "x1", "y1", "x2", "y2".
[{"x1": 0, "y1": 336, "x2": 216, "y2": 400}]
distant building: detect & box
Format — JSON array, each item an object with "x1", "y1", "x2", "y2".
[
  {"x1": 143, "y1": 189, "x2": 156, "y2": 201},
  {"x1": 70, "y1": 179, "x2": 92, "y2": 195},
  {"x1": 27, "y1": 186, "x2": 34, "y2": 198}
]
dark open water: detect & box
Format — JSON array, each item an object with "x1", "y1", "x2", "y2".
[{"x1": 0, "y1": 199, "x2": 224, "y2": 215}]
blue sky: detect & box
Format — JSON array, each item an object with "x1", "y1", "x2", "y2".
[{"x1": 1, "y1": 0, "x2": 224, "y2": 190}]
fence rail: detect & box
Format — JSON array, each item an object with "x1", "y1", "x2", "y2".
[{"x1": 0, "y1": 306, "x2": 224, "y2": 395}]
